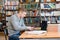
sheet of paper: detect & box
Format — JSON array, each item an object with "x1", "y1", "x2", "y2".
[{"x1": 25, "y1": 30, "x2": 47, "y2": 35}]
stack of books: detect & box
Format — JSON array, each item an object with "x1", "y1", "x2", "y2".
[{"x1": 41, "y1": 3, "x2": 55, "y2": 9}]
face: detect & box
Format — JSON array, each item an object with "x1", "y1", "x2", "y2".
[{"x1": 20, "y1": 12, "x2": 27, "y2": 18}]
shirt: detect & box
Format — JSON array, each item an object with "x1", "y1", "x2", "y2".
[{"x1": 7, "y1": 14, "x2": 27, "y2": 36}]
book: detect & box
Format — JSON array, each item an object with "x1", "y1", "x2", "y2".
[
  {"x1": 44, "y1": 0, "x2": 46, "y2": 3},
  {"x1": 41, "y1": 3, "x2": 44, "y2": 9},
  {"x1": 31, "y1": 3, "x2": 38, "y2": 9},
  {"x1": 6, "y1": 11, "x2": 13, "y2": 15},
  {"x1": 25, "y1": 4, "x2": 31, "y2": 10},
  {"x1": 41, "y1": 11, "x2": 45, "y2": 16},
  {"x1": 0, "y1": 13, "x2": 1, "y2": 17},
  {"x1": 56, "y1": 3, "x2": 60, "y2": 8},
  {"x1": 0, "y1": 0, "x2": 3, "y2": 5},
  {"x1": 30, "y1": 11, "x2": 33, "y2": 16},
  {"x1": 51, "y1": 16, "x2": 56, "y2": 23},
  {"x1": 44, "y1": 3, "x2": 51, "y2": 8},
  {"x1": 47, "y1": 0, "x2": 51, "y2": 2},
  {"x1": 35, "y1": 0, "x2": 39, "y2": 2},
  {"x1": 48, "y1": 3, "x2": 55, "y2": 9},
  {"x1": 41, "y1": 0, "x2": 44, "y2": 2},
  {"x1": 41, "y1": 3, "x2": 55, "y2": 9},
  {"x1": 33, "y1": 10, "x2": 39, "y2": 16},
  {"x1": 45, "y1": 12, "x2": 51, "y2": 16},
  {"x1": 56, "y1": 0, "x2": 60, "y2": 1},
  {"x1": 20, "y1": 0, "x2": 26, "y2": 3},
  {"x1": 50, "y1": 11, "x2": 54, "y2": 16},
  {"x1": 41, "y1": 0, "x2": 56, "y2": 2},
  {"x1": 57, "y1": 16, "x2": 60, "y2": 23},
  {"x1": 25, "y1": 30, "x2": 47, "y2": 35},
  {"x1": 57, "y1": 16, "x2": 60, "y2": 20},
  {"x1": 51, "y1": 0, "x2": 56, "y2": 2},
  {"x1": 54, "y1": 11, "x2": 60, "y2": 16}
]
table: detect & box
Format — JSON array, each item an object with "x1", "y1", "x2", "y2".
[{"x1": 19, "y1": 31, "x2": 60, "y2": 40}]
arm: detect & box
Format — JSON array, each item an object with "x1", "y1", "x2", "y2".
[{"x1": 10, "y1": 16, "x2": 27, "y2": 31}]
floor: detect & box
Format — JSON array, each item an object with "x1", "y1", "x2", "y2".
[{"x1": 0, "y1": 32, "x2": 8, "y2": 40}]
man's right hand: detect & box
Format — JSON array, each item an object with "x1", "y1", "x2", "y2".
[{"x1": 27, "y1": 27, "x2": 34, "y2": 31}]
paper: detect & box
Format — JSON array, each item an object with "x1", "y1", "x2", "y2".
[
  {"x1": 25, "y1": 30, "x2": 47, "y2": 35},
  {"x1": 56, "y1": 0, "x2": 60, "y2": 1},
  {"x1": 35, "y1": 0, "x2": 39, "y2": 2}
]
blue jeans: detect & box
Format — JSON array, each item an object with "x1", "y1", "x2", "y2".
[{"x1": 9, "y1": 32, "x2": 20, "y2": 40}]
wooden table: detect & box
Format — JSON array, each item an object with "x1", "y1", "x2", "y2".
[{"x1": 19, "y1": 31, "x2": 60, "y2": 40}]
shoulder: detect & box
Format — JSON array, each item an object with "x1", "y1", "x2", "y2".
[
  {"x1": 10, "y1": 14, "x2": 17, "y2": 18},
  {"x1": 10, "y1": 14, "x2": 17, "y2": 20}
]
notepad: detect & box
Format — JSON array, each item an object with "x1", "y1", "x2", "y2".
[{"x1": 25, "y1": 30, "x2": 47, "y2": 35}]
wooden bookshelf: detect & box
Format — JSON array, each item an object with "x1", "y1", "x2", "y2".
[
  {"x1": 40, "y1": 0, "x2": 60, "y2": 24},
  {"x1": 4, "y1": 0, "x2": 60, "y2": 28}
]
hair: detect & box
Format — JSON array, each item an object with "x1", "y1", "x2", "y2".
[{"x1": 18, "y1": 7, "x2": 27, "y2": 13}]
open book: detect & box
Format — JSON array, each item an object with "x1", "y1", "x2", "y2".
[{"x1": 25, "y1": 30, "x2": 47, "y2": 35}]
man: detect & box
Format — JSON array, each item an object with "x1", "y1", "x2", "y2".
[{"x1": 7, "y1": 8, "x2": 34, "y2": 40}]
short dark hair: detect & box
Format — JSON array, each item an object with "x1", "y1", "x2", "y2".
[{"x1": 18, "y1": 7, "x2": 27, "y2": 13}]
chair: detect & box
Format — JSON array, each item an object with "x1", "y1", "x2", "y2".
[{"x1": 4, "y1": 27, "x2": 8, "y2": 40}]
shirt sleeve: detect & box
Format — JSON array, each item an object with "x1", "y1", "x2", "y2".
[
  {"x1": 22, "y1": 18, "x2": 28, "y2": 27},
  {"x1": 10, "y1": 16, "x2": 27, "y2": 31}
]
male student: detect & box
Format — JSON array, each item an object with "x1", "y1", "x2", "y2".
[{"x1": 7, "y1": 8, "x2": 34, "y2": 40}]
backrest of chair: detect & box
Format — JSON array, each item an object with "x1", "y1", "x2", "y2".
[{"x1": 4, "y1": 28, "x2": 8, "y2": 36}]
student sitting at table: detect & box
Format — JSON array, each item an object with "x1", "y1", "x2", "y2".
[{"x1": 7, "y1": 7, "x2": 34, "y2": 40}]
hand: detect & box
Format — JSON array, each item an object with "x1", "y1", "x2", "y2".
[{"x1": 27, "y1": 27, "x2": 34, "y2": 31}]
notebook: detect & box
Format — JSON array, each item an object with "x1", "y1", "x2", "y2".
[{"x1": 25, "y1": 30, "x2": 47, "y2": 35}]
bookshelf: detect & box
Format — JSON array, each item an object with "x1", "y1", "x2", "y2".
[
  {"x1": 4, "y1": 0, "x2": 19, "y2": 17},
  {"x1": 0, "y1": 0, "x2": 6, "y2": 32},
  {"x1": 40, "y1": 0, "x2": 60, "y2": 24},
  {"x1": 20, "y1": 0, "x2": 41, "y2": 27},
  {"x1": 4, "y1": 0, "x2": 60, "y2": 28}
]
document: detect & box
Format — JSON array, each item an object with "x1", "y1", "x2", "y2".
[{"x1": 25, "y1": 30, "x2": 47, "y2": 35}]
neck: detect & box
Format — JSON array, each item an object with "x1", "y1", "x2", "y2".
[{"x1": 17, "y1": 14, "x2": 21, "y2": 18}]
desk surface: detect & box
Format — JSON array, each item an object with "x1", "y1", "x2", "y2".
[{"x1": 19, "y1": 31, "x2": 60, "y2": 39}]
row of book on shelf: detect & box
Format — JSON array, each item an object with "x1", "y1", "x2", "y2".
[
  {"x1": 20, "y1": 3, "x2": 39, "y2": 10},
  {"x1": 0, "y1": 0, "x2": 3, "y2": 5},
  {"x1": 41, "y1": 3, "x2": 60, "y2": 9},
  {"x1": 4, "y1": 0, "x2": 19, "y2": 5},
  {"x1": 6, "y1": 11, "x2": 18, "y2": 15},
  {"x1": 3, "y1": 0, "x2": 60, "y2": 10},
  {"x1": 41, "y1": 0, "x2": 60, "y2": 2},
  {"x1": 20, "y1": 0, "x2": 60, "y2": 3},
  {"x1": 4, "y1": 6, "x2": 19, "y2": 10},
  {"x1": 6, "y1": 10, "x2": 60, "y2": 16},
  {"x1": 24, "y1": 16, "x2": 60, "y2": 24},
  {"x1": 4, "y1": 3, "x2": 60, "y2": 10},
  {"x1": 41, "y1": 11, "x2": 60, "y2": 16}
]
